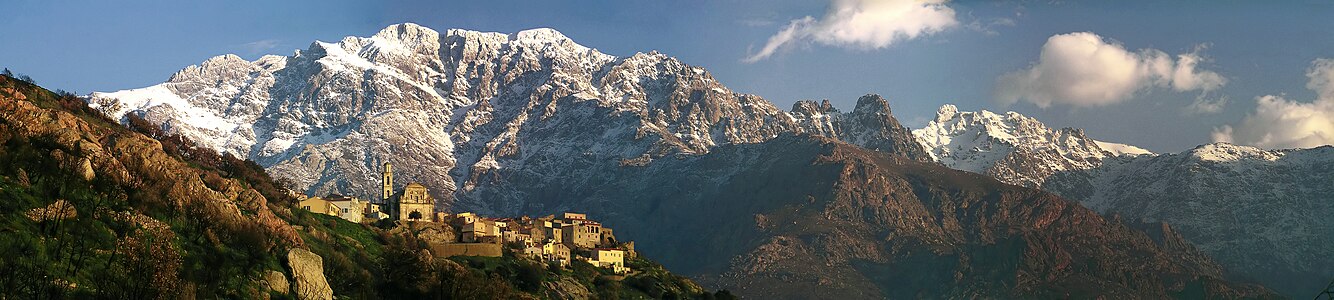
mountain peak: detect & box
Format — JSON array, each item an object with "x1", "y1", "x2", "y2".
[
  {"x1": 513, "y1": 27, "x2": 570, "y2": 44},
  {"x1": 913, "y1": 105, "x2": 1151, "y2": 185},
  {"x1": 791, "y1": 99, "x2": 838, "y2": 115},
  {"x1": 440, "y1": 26, "x2": 609, "y2": 62},
  {"x1": 853, "y1": 94, "x2": 891, "y2": 113},
  {"x1": 1188, "y1": 142, "x2": 1280, "y2": 162},
  {"x1": 372, "y1": 22, "x2": 441, "y2": 46},
  {"x1": 935, "y1": 104, "x2": 959, "y2": 122}
]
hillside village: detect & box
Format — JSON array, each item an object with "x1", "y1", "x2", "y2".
[{"x1": 298, "y1": 163, "x2": 635, "y2": 274}]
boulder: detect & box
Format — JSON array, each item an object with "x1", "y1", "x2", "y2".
[
  {"x1": 26, "y1": 199, "x2": 76, "y2": 222},
  {"x1": 263, "y1": 270, "x2": 289, "y2": 295},
  {"x1": 286, "y1": 248, "x2": 332, "y2": 300},
  {"x1": 76, "y1": 157, "x2": 95, "y2": 181},
  {"x1": 543, "y1": 277, "x2": 591, "y2": 300}
]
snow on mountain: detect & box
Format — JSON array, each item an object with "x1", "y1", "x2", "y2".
[
  {"x1": 911, "y1": 104, "x2": 1149, "y2": 187},
  {"x1": 78, "y1": 23, "x2": 1311, "y2": 297},
  {"x1": 1043, "y1": 143, "x2": 1334, "y2": 296},
  {"x1": 1093, "y1": 140, "x2": 1151, "y2": 156},
  {"x1": 912, "y1": 104, "x2": 1333, "y2": 297},
  {"x1": 87, "y1": 23, "x2": 927, "y2": 214},
  {"x1": 788, "y1": 96, "x2": 931, "y2": 161}
]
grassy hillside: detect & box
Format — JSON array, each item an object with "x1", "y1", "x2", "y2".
[{"x1": 0, "y1": 74, "x2": 727, "y2": 299}]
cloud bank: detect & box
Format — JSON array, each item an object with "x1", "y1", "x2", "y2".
[
  {"x1": 1212, "y1": 59, "x2": 1334, "y2": 149},
  {"x1": 994, "y1": 32, "x2": 1226, "y2": 108},
  {"x1": 743, "y1": 0, "x2": 958, "y2": 62}
]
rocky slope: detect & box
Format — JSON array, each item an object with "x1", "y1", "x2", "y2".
[
  {"x1": 0, "y1": 74, "x2": 312, "y2": 298},
  {"x1": 914, "y1": 104, "x2": 1333, "y2": 297},
  {"x1": 912, "y1": 104, "x2": 1150, "y2": 188},
  {"x1": 89, "y1": 23, "x2": 926, "y2": 214},
  {"x1": 789, "y1": 96, "x2": 931, "y2": 162},
  {"x1": 1043, "y1": 143, "x2": 1334, "y2": 297},
  {"x1": 497, "y1": 134, "x2": 1272, "y2": 299},
  {"x1": 1, "y1": 74, "x2": 724, "y2": 299}
]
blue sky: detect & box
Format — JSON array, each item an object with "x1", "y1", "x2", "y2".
[{"x1": 3, "y1": 0, "x2": 1332, "y2": 152}]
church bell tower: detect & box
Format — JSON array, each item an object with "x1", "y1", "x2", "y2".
[{"x1": 382, "y1": 162, "x2": 393, "y2": 203}]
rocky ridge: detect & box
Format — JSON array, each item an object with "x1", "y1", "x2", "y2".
[
  {"x1": 914, "y1": 104, "x2": 1333, "y2": 297},
  {"x1": 912, "y1": 104, "x2": 1150, "y2": 188},
  {"x1": 520, "y1": 135, "x2": 1273, "y2": 299},
  {"x1": 89, "y1": 23, "x2": 926, "y2": 214}
]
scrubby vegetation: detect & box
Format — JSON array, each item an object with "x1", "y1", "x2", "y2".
[{"x1": 0, "y1": 73, "x2": 730, "y2": 299}]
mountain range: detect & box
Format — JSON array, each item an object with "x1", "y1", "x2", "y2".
[
  {"x1": 86, "y1": 23, "x2": 1328, "y2": 298},
  {"x1": 89, "y1": 23, "x2": 929, "y2": 214},
  {"x1": 914, "y1": 105, "x2": 1334, "y2": 296}
]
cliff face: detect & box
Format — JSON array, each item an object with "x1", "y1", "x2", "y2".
[{"x1": 484, "y1": 135, "x2": 1272, "y2": 299}]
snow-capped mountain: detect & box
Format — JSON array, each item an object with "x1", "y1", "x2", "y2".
[
  {"x1": 913, "y1": 104, "x2": 1333, "y2": 296},
  {"x1": 790, "y1": 97, "x2": 930, "y2": 161},
  {"x1": 88, "y1": 23, "x2": 925, "y2": 213},
  {"x1": 79, "y1": 24, "x2": 1287, "y2": 298},
  {"x1": 1042, "y1": 143, "x2": 1334, "y2": 296},
  {"x1": 912, "y1": 104, "x2": 1150, "y2": 187}
]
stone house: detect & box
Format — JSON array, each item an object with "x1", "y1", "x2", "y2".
[
  {"x1": 298, "y1": 196, "x2": 339, "y2": 216},
  {"x1": 561, "y1": 221, "x2": 601, "y2": 249},
  {"x1": 523, "y1": 245, "x2": 543, "y2": 259},
  {"x1": 452, "y1": 212, "x2": 479, "y2": 226},
  {"x1": 462, "y1": 220, "x2": 500, "y2": 243},
  {"x1": 503, "y1": 231, "x2": 534, "y2": 247},
  {"x1": 326, "y1": 195, "x2": 366, "y2": 223},
  {"x1": 599, "y1": 227, "x2": 617, "y2": 247},
  {"x1": 590, "y1": 248, "x2": 628, "y2": 274},
  {"x1": 542, "y1": 242, "x2": 572, "y2": 266},
  {"x1": 543, "y1": 221, "x2": 563, "y2": 244}
]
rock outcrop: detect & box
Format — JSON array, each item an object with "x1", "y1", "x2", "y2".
[
  {"x1": 791, "y1": 94, "x2": 932, "y2": 162},
  {"x1": 287, "y1": 248, "x2": 333, "y2": 300},
  {"x1": 0, "y1": 74, "x2": 308, "y2": 298},
  {"x1": 264, "y1": 270, "x2": 290, "y2": 295},
  {"x1": 25, "y1": 199, "x2": 77, "y2": 222}
]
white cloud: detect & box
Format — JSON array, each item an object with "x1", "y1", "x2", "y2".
[
  {"x1": 1212, "y1": 59, "x2": 1334, "y2": 149},
  {"x1": 994, "y1": 32, "x2": 1226, "y2": 108},
  {"x1": 743, "y1": 0, "x2": 958, "y2": 62}
]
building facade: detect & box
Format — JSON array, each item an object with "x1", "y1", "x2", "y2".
[{"x1": 383, "y1": 163, "x2": 436, "y2": 221}]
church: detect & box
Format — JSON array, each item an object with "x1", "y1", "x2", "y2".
[{"x1": 381, "y1": 162, "x2": 436, "y2": 221}]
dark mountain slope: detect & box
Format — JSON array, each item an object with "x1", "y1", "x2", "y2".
[{"x1": 541, "y1": 135, "x2": 1274, "y2": 299}]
